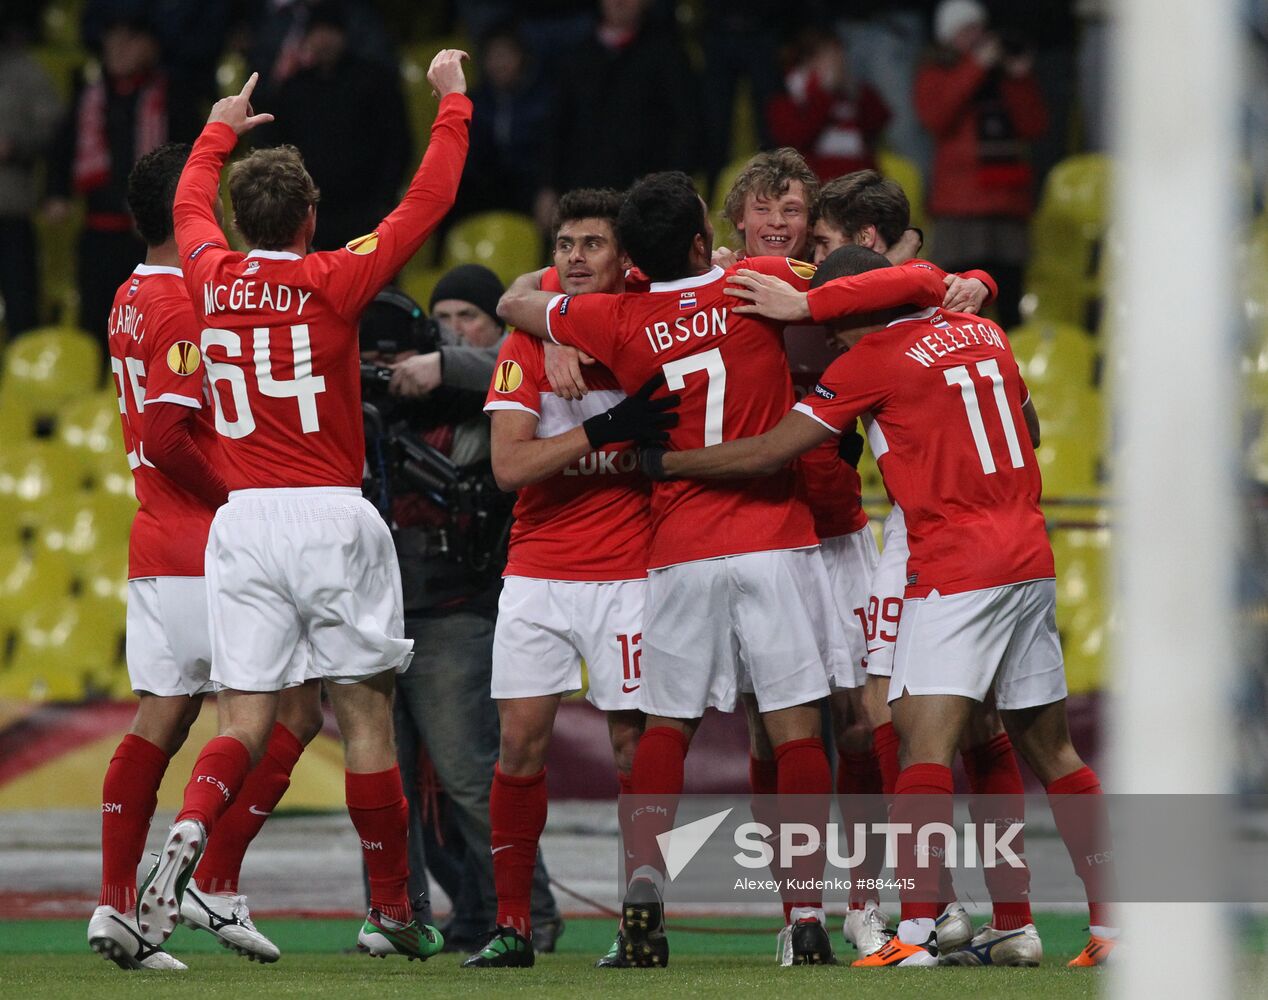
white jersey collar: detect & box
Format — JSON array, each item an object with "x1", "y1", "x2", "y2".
[
  {"x1": 133, "y1": 264, "x2": 183, "y2": 277},
  {"x1": 246, "y1": 249, "x2": 302, "y2": 261},
  {"x1": 648, "y1": 266, "x2": 725, "y2": 294}
]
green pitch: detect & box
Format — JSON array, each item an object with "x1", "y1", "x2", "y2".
[{"x1": 0, "y1": 914, "x2": 1262, "y2": 999}]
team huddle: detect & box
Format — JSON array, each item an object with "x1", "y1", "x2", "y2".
[{"x1": 89, "y1": 51, "x2": 1115, "y2": 974}]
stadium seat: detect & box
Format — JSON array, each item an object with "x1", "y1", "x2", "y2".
[
  {"x1": 1036, "y1": 406, "x2": 1106, "y2": 499},
  {"x1": 0, "y1": 399, "x2": 39, "y2": 444},
  {"x1": 1010, "y1": 320, "x2": 1097, "y2": 392},
  {"x1": 0, "y1": 443, "x2": 84, "y2": 537},
  {"x1": 1050, "y1": 527, "x2": 1110, "y2": 693},
  {"x1": 399, "y1": 265, "x2": 446, "y2": 314},
  {"x1": 876, "y1": 149, "x2": 926, "y2": 234},
  {"x1": 442, "y1": 212, "x2": 543, "y2": 287},
  {"x1": 0, "y1": 327, "x2": 102, "y2": 419},
  {"x1": 57, "y1": 390, "x2": 125, "y2": 482},
  {"x1": 34, "y1": 207, "x2": 83, "y2": 327},
  {"x1": 3, "y1": 600, "x2": 116, "y2": 701},
  {"x1": 0, "y1": 547, "x2": 75, "y2": 642}
]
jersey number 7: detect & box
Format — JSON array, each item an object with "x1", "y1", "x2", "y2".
[
  {"x1": 662, "y1": 347, "x2": 727, "y2": 446},
  {"x1": 201, "y1": 325, "x2": 328, "y2": 439}
]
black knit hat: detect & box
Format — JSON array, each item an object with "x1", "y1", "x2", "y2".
[{"x1": 429, "y1": 264, "x2": 505, "y2": 327}]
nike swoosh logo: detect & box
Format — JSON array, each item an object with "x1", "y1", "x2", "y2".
[
  {"x1": 622, "y1": 683, "x2": 640, "y2": 693},
  {"x1": 248, "y1": 805, "x2": 271, "y2": 816},
  {"x1": 491, "y1": 844, "x2": 512, "y2": 855}
]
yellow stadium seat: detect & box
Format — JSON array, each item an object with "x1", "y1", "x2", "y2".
[
  {"x1": 0, "y1": 547, "x2": 75, "y2": 640},
  {"x1": 34, "y1": 208, "x2": 83, "y2": 327},
  {"x1": 442, "y1": 212, "x2": 543, "y2": 287},
  {"x1": 876, "y1": 149, "x2": 927, "y2": 234},
  {"x1": 32, "y1": 45, "x2": 87, "y2": 103},
  {"x1": 1037, "y1": 154, "x2": 1111, "y2": 232},
  {"x1": 1037, "y1": 419, "x2": 1106, "y2": 500},
  {"x1": 0, "y1": 327, "x2": 102, "y2": 417},
  {"x1": 1050, "y1": 527, "x2": 1111, "y2": 693},
  {"x1": 2, "y1": 601, "x2": 116, "y2": 701},
  {"x1": 0, "y1": 443, "x2": 86, "y2": 537},
  {"x1": 57, "y1": 390, "x2": 126, "y2": 481},
  {"x1": 0, "y1": 399, "x2": 40, "y2": 444},
  {"x1": 36, "y1": 488, "x2": 132, "y2": 570},
  {"x1": 1009, "y1": 320, "x2": 1097, "y2": 391}
]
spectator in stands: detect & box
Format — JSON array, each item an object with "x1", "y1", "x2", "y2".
[
  {"x1": 915, "y1": 0, "x2": 1048, "y2": 328},
  {"x1": 245, "y1": 0, "x2": 397, "y2": 98},
  {"x1": 698, "y1": 1, "x2": 786, "y2": 189},
  {"x1": 45, "y1": 12, "x2": 201, "y2": 343},
  {"x1": 0, "y1": 12, "x2": 62, "y2": 335},
  {"x1": 254, "y1": 1, "x2": 411, "y2": 252},
  {"x1": 534, "y1": 0, "x2": 699, "y2": 232},
  {"x1": 82, "y1": 0, "x2": 232, "y2": 111},
  {"x1": 452, "y1": 24, "x2": 551, "y2": 221},
  {"x1": 766, "y1": 29, "x2": 891, "y2": 183}
]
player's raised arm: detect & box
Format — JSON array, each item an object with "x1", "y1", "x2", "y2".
[
  {"x1": 726, "y1": 258, "x2": 947, "y2": 324},
  {"x1": 646, "y1": 408, "x2": 832, "y2": 481},
  {"x1": 332, "y1": 50, "x2": 473, "y2": 315}
]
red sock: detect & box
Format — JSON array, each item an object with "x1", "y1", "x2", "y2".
[
  {"x1": 893, "y1": 763, "x2": 953, "y2": 923},
  {"x1": 1047, "y1": 765, "x2": 1113, "y2": 928},
  {"x1": 747, "y1": 756, "x2": 785, "y2": 917},
  {"x1": 623, "y1": 727, "x2": 688, "y2": 877},
  {"x1": 490, "y1": 764, "x2": 547, "y2": 937},
  {"x1": 839, "y1": 750, "x2": 886, "y2": 909},
  {"x1": 195, "y1": 723, "x2": 304, "y2": 894},
  {"x1": 963, "y1": 733, "x2": 1033, "y2": 929},
  {"x1": 346, "y1": 767, "x2": 411, "y2": 923},
  {"x1": 99, "y1": 734, "x2": 171, "y2": 911},
  {"x1": 177, "y1": 736, "x2": 252, "y2": 831},
  {"x1": 775, "y1": 737, "x2": 831, "y2": 917},
  {"x1": 872, "y1": 722, "x2": 901, "y2": 795}
]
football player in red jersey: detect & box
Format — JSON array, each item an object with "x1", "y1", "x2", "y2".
[
  {"x1": 89, "y1": 142, "x2": 324, "y2": 971},
  {"x1": 135, "y1": 55, "x2": 470, "y2": 961},
  {"x1": 721, "y1": 149, "x2": 1000, "y2": 959},
  {"x1": 812, "y1": 171, "x2": 1040, "y2": 963},
  {"x1": 647, "y1": 245, "x2": 1116, "y2": 969},
  {"x1": 499, "y1": 171, "x2": 960, "y2": 966},
  {"x1": 463, "y1": 188, "x2": 674, "y2": 969}
]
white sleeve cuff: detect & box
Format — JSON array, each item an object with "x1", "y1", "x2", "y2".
[
  {"x1": 146, "y1": 393, "x2": 202, "y2": 409},
  {"x1": 483, "y1": 400, "x2": 540, "y2": 418},
  {"x1": 792, "y1": 401, "x2": 842, "y2": 434},
  {"x1": 544, "y1": 293, "x2": 566, "y2": 344}
]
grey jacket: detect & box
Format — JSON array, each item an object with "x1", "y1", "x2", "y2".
[{"x1": 0, "y1": 48, "x2": 62, "y2": 217}]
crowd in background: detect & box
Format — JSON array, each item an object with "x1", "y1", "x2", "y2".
[{"x1": 0, "y1": 0, "x2": 1116, "y2": 344}]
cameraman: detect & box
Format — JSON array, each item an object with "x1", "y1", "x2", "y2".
[{"x1": 361, "y1": 266, "x2": 562, "y2": 951}]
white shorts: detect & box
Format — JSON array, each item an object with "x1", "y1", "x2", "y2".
[
  {"x1": 491, "y1": 576, "x2": 645, "y2": 711},
  {"x1": 864, "y1": 505, "x2": 910, "y2": 679},
  {"x1": 126, "y1": 577, "x2": 216, "y2": 697},
  {"x1": 819, "y1": 527, "x2": 879, "y2": 687},
  {"x1": 889, "y1": 578, "x2": 1068, "y2": 710},
  {"x1": 641, "y1": 547, "x2": 844, "y2": 718},
  {"x1": 206, "y1": 487, "x2": 414, "y2": 692}
]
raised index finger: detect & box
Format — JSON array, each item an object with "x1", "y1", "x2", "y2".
[{"x1": 240, "y1": 71, "x2": 259, "y2": 102}]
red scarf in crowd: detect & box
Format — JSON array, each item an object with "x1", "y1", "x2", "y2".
[{"x1": 72, "y1": 71, "x2": 168, "y2": 194}]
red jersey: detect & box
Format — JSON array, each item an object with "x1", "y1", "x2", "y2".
[
  {"x1": 173, "y1": 94, "x2": 471, "y2": 490},
  {"x1": 107, "y1": 265, "x2": 219, "y2": 578},
  {"x1": 484, "y1": 331, "x2": 651, "y2": 581},
  {"x1": 545, "y1": 257, "x2": 946, "y2": 568},
  {"x1": 795, "y1": 308, "x2": 1053, "y2": 597}
]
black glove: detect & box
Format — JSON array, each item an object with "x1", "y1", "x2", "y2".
[
  {"x1": 639, "y1": 445, "x2": 670, "y2": 481},
  {"x1": 838, "y1": 418, "x2": 864, "y2": 468},
  {"x1": 583, "y1": 373, "x2": 679, "y2": 449}
]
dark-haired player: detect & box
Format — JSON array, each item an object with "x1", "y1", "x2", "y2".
[
  {"x1": 645, "y1": 245, "x2": 1115, "y2": 970},
  {"x1": 813, "y1": 172, "x2": 1040, "y2": 963},
  {"x1": 136, "y1": 54, "x2": 469, "y2": 961},
  {"x1": 499, "y1": 171, "x2": 953, "y2": 967},
  {"x1": 89, "y1": 142, "x2": 324, "y2": 970},
  {"x1": 463, "y1": 189, "x2": 667, "y2": 969}
]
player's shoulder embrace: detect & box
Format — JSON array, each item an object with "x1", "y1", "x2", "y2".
[{"x1": 732, "y1": 255, "x2": 818, "y2": 281}]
